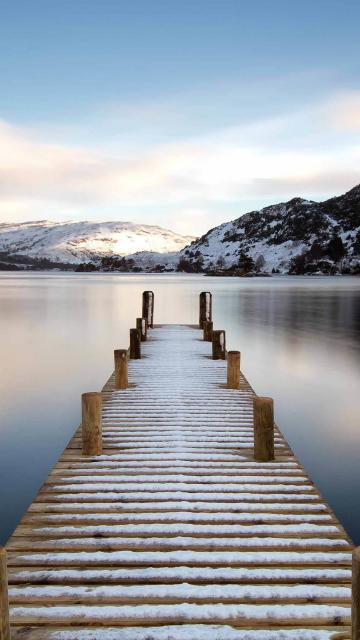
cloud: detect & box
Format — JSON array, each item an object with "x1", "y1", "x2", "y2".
[
  {"x1": 327, "y1": 91, "x2": 360, "y2": 132},
  {"x1": 0, "y1": 90, "x2": 359, "y2": 235}
]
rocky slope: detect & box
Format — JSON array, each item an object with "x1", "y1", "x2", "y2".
[
  {"x1": 0, "y1": 220, "x2": 194, "y2": 266},
  {"x1": 180, "y1": 184, "x2": 360, "y2": 274}
]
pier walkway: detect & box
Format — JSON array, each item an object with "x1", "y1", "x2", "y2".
[{"x1": 2, "y1": 302, "x2": 354, "y2": 639}]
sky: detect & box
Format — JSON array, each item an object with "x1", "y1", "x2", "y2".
[{"x1": 0, "y1": 0, "x2": 359, "y2": 236}]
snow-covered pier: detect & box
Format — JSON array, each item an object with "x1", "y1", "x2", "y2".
[{"x1": 1, "y1": 292, "x2": 356, "y2": 639}]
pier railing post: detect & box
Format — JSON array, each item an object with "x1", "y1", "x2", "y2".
[
  {"x1": 142, "y1": 291, "x2": 154, "y2": 328},
  {"x1": 203, "y1": 320, "x2": 213, "y2": 342},
  {"x1": 212, "y1": 329, "x2": 226, "y2": 359},
  {"x1": 82, "y1": 392, "x2": 102, "y2": 456},
  {"x1": 253, "y1": 396, "x2": 274, "y2": 462},
  {"x1": 130, "y1": 328, "x2": 141, "y2": 359},
  {"x1": 0, "y1": 548, "x2": 10, "y2": 640},
  {"x1": 199, "y1": 291, "x2": 212, "y2": 328},
  {"x1": 136, "y1": 317, "x2": 147, "y2": 342},
  {"x1": 227, "y1": 350, "x2": 241, "y2": 389},
  {"x1": 114, "y1": 349, "x2": 128, "y2": 389},
  {"x1": 353, "y1": 547, "x2": 360, "y2": 639}
]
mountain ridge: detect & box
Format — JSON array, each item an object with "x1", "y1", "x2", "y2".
[
  {"x1": 0, "y1": 220, "x2": 194, "y2": 266},
  {"x1": 0, "y1": 184, "x2": 359, "y2": 274},
  {"x1": 179, "y1": 184, "x2": 360, "y2": 275}
]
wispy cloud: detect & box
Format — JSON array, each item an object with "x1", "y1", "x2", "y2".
[
  {"x1": 326, "y1": 91, "x2": 360, "y2": 132},
  {"x1": 0, "y1": 90, "x2": 359, "y2": 235}
]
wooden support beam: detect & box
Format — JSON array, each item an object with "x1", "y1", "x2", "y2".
[
  {"x1": 253, "y1": 396, "x2": 275, "y2": 462},
  {"x1": 203, "y1": 320, "x2": 213, "y2": 342},
  {"x1": 142, "y1": 291, "x2": 154, "y2": 328},
  {"x1": 212, "y1": 329, "x2": 226, "y2": 360},
  {"x1": 0, "y1": 548, "x2": 10, "y2": 640},
  {"x1": 136, "y1": 317, "x2": 147, "y2": 342},
  {"x1": 353, "y1": 547, "x2": 360, "y2": 639},
  {"x1": 114, "y1": 349, "x2": 128, "y2": 389},
  {"x1": 81, "y1": 392, "x2": 102, "y2": 456},
  {"x1": 199, "y1": 291, "x2": 212, "y2": 328},
  {"x1": 130, "y1": 328, "x2": 141, "y2": 359},
  {"x1": 227, "y1": 350, "x2": 241, "y2": 389}
]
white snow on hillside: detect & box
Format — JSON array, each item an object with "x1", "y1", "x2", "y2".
[
  {"x1": 1, "y1": 184, "x2": 359, "y2": 273},
  {"x1": 180, "y1": 186, "x2": 360, "y2": 274},
  {"x1": 0, "y1": 220, "x2": 194, "y2": 265}
]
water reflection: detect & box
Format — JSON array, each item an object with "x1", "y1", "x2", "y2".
[{"x1": 0, "y1": 273, "x2": 359, "y2": 543}]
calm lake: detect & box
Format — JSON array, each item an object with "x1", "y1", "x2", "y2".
[{"x1": 0, "y1": 272, "x2": 359, "y2": 544}]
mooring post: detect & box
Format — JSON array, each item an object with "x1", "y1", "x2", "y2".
[
  {"x1": 353, "y1": 547, "x2": 360, "y2": 639},
  {"x1": 253, "y1": 396, "x2": 274, "y2": 462},
  {"x1": 0, "y1": 548, "x2": 10, "y2": 640},
  {"x1": 199, "y1": 291, "x2": 212, "y2": 328},
  {"x1": 130, "y1": 328, "x2": 141, "y2": 359},
  {"x1": 81, "y1": 392, "x2": 102, "y2": 456},
  {"x1": 142, "y1": 291, "x2": 154, "y2": 328},
  {"x1": 114, "y1": 349, "x2": 128, "y2": 389},
  {"x1": 227, "y1": 350, "x2": 241, "y2": 389},
  {"x1": 136, "y1": 317, "x2": 147, "y2": 342},
  {"x1": 142, "y1": 317, "x2": 148, "y2": 340},
  {"x1": 212, "y1": 329, "x2": 226, "y2": 359},
  {"x1": 203, "y1": 320, "x2": 213, "y2": 342}
]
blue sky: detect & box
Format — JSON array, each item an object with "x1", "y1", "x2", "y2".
[{"x1": 0, "y1": 0, "x2": 359, "y2": 234}]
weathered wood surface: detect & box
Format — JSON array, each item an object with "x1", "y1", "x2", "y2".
[
  {"x1": 6, "y1": 324, "x2": 353, "y2": 639},
  {"x1": 114, "y1": 349, "x2": 128, "y2": 390},
  {"x1": 0, "y1": 548, "x2": 10, "y2": 640}
]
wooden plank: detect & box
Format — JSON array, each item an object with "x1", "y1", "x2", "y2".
[
  {"x1": 7, "y1": 603, "x2": 352, "y2": 626},
  {"x1": 9, "y1": 626, "x2": 352, "y2": 639},
  {"x1": 7, "y1": 583, "x2": 351, "y2": 604},
  {"x1": 7, "y1": 566, "x2": 352, "y2": 585},
  {"x1": 6, "y1": 550, "x2": 352, "y2": 567}
]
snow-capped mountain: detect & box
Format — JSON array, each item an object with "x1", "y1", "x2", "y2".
[
  {"x1": 1, "y1": 185, "x2": 359, "y2": 274},
  {"x1": 180, "y1": 184, "x2": 360, "y2": 274},
  {"x1": 0, "y1": 220, "x2": 194, "y2": 265}
]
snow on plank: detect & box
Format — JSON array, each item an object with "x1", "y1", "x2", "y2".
[{"x1": 9, "y1": 625, "x2": 352, "y2": 640}]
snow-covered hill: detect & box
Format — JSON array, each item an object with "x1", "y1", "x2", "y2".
[
  {"x1": 1, "y1": 184, "x2": 359, "y2": 274},
  {"x1": 180, "y1": 184, "x2": 360, "y2": 274},
  {"x1": 0, "y1": 220, "x2": 194, "y2": 265}
]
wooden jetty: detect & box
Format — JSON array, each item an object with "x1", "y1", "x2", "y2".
[{"x1": 1, "y1": 290, "x2": 359, "y2": 639}]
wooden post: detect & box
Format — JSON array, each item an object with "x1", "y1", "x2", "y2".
[
  {"x1": 0, "y1": 548, "x2": 10, "y2": 640},
  {"x1": 212, "y1": 329, "x2": 226, "y2": 360},
  {"x1": 142, "y1": 291, "x2": 154, "y2": 328},
  {"x1": 227, "y1": 350, "x2": 241, "y2": 389},
  {"x1": 136, "y1": 317, "x2": 147, "y2": 342},
  {"x1": 203, "y1": 320, "x2": 213, "y2": 342},
  {"x1": 199, "y1": 291, "x2": 212, "y2": 328},
  {"x1": 353, "y1": 547, "x2": 360, "y2": 639},
  {"x1": 253, "y1": 396, "x2": 274, "y2": 462},
  {"x1": 130, "y1": 328, "x2": 141, "y2": 359},
  {"x1": 82, "y1": 392, "x2": 102, "y2": 456},
  {"x1": 114, "y1": 349, "x2": 128, "y2": 389}
]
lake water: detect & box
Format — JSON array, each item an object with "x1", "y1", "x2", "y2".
[{"x1": 0, "y1": 272, "x2": 359, "y2": 544}]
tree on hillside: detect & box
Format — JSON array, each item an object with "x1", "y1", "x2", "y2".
[
  {"x1": 326, "y1": 235, "x2": 346, "y2": 263},
  {"x1": 237, "y1": 251, "x2": 255, "y2": 273},
  {"x1": 354, "y1": 231, "x2": 360, "y2": 255},
  {"x1": 176, "y1": 256, "x2": 204, "y2": 273},
  {"x1": 75, "y1": 262, "x2": 98, "y2": 272},
  {"x1": 176, "y1": 258, "x2": 194, "y2": 273},
  {"x1": 288, "y1": 252, "x2": 306, "y2": 275},
  {"x1": 308, "y1": 242, "x2": 324, "y2": 261}
]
